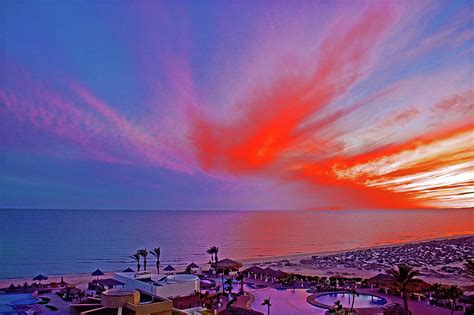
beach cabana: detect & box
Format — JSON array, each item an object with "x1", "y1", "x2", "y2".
[
  {"x1": 243, "y1": 266, "x2": 265, "y2": 279},
  {"x1": 212, "y1": 258, "x2": 243, "y2": 274},
  {"x1": 163, "y1": 264, "x2": 176, "y2": 274},
  {"x1": 91, "y1": 268, "x2": 105, "y2": 280},
  {"x1": 33, "y1": 274, "x2": 48, "y2": 286},
  {"x1": 94, "y1": 278, "x2": 124, "y2": 290},
  {"x1": 187, "y1": 262, "x2": 200, "y2": 273},
  {"x1": 122, "y1": 267, "x2": 134, "y2": 273}
]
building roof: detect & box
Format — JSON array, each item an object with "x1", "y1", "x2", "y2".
[
  {"x1": 95, "y1": 278, "x2": 124, "y2": 287},
  {"x1": 212, "y1": 258, "x2": 243, "y2": 269},
  {"x1": 243, "y1": 266, "x2": 265, "y2": 274},
  {"x1": 242, "y1": 266, "x2": 286, "y2": 278}
]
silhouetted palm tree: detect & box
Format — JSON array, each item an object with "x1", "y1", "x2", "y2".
[
  {"x1": 348, "y1": 288, "x2": 359, "y2": 314},
  {"x1": 445, "y1": 285, "x2": 463, "y2": 315},
  {"x1": 130, "y1": 253, "x2": 141, "y2": 272},
  {"x1": 261, "y1": 297, "x2": 271, "y2": 315},
  {"x1": 138, "y1": 248, "x2": 149, "y2": 271},
  {"x1": 236, "y1": 272, "x2": 244, "y2": 294},
  {"x1": 150, "y1": 247, "x2": 161, "y2": 274},
  {"x1": 224, "y1": 278, "x2": 233, "y2": 295},
  {"x1": 206, "y1": 247, "x2": 215, "y2": 264},
  {"x1": 386, "y1": 264, "x2": 420, "y2": 315},
  {"x1": 213, "y1": 246, "x2": 219, "y2": 263}
]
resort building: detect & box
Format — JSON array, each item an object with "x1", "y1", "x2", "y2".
[
  {"x1": 211, "y1": 259, "x2": 243, "y2": 275},
  {"x1": 242, "y1": 266, "x2": 287, "y2": 282},
  {"x1": 113, "y1": 271, "x2": 200, "y2": 299},
  {"x1": 70, "y1": 288, "x2": 174, "y2": 315}
]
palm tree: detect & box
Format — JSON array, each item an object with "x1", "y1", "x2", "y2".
[
  {"x1": 130, "y1": 253, "x2": 141, "y2": 272},
  {"x1": 224, "y1": 278, "x2": 233, "y2": 295},
  {"x1": 206, "y1": 247, "x2": 215, "y2": 264},
  {"x1": 150, "y1": 247, "x2": 161, "y2": 274},
  {"x1": 213, "y1": 246, "x2": 219, "y2": 263},
  {"x1": 386, "y1": 264, "x2": 420, "y2": 315},
  {"x1": 261, "y1": 297, "x2": 271, "y2": 315},
  {"x1": 445, "y1": 285, "x2": 463, "y2": 315},
  {"x1": 348, "y1": 288, "x2": 359, "y2": 314},
  {"x1": 138, "y1": 248, "x2": 149, "y2": 271},
  {"x1": 236, "y1": 272, "x2": 244, "y2": 294},
  {"x1": 219, "y1": 268, "x2": 229, "y2": 293}
]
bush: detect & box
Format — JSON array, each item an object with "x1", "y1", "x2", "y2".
[{"x1": 45, "y1": 305, "x2": 58, "y2": 311}]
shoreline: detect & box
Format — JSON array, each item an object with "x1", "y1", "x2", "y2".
[
  {"x1": 1, "y1": 234, "x2": 472, "y2": 289},
  {"x1": 1, "y1": 232, "x2": 471, "y2": 281},
  {"x1": 239, "y1": 232, "x2": 474, "y2": 265}
]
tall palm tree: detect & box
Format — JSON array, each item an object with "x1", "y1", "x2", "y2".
[
  {"x1": 386, "y1": 264, "x2": 420, "y2": 315},
  {"x1": 150, "y1": 247, "x2": 161, "y2": 274},
  {"x1": 130, "y1": 253, "x2": 141, "y2": 272},
  {"x1": 224, "y1": 278, "x2": 233, "y2": 295},
  {"x1": 219, "y1": 268, "x2": 229, "y2": 293},
  {"x1": 138, "y1": 248, "x2": 149, "y2": 271},
  {"x1": 348, "y1": 288, "x2": 359, "y2": 314},
  {"x1": 236, "y1": 272, "x2": 244, "y2": 294},
  {"x1": 445, "y1": 285, "x2": 463, "y2": 315},
  {"x1": 206, "y1": 247, "x2": 215, "y2": 264},
  {"x1": 261, "y1": 297, "x2": 271, "y2": 315},
  {"x1": 213, "y1": 246, "x2": 219, "y2": 263}
]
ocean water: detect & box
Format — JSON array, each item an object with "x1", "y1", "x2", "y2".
[{"x1": 0, "y1": 209, "x2": 472, "y2": 278}]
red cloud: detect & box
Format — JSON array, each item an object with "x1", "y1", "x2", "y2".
[{"x1": 189, "y1": 4, "x2": 395, "y2": 174}]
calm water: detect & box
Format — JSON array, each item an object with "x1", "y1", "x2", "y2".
[{"x1": 0, "y1": 209, "x2": 472, "y2": 278}]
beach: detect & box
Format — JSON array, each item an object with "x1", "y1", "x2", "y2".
[
  {"x1": 2, "y1": 235, "x2": 472, "y2": 290},
  {"x1": 2, "y1": 209, "x2": 473, "y2": 279}
]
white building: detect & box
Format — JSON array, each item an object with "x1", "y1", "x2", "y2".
[{"x1": 113, "y1": 271, "x2": 200, "y2": 299}]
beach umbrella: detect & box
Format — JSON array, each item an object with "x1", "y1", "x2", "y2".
[
  {"x1": 122, "y1": 267, "x2": 134, "y2": 273},
  {"x1": 187, "y1": 263, "x2": 200, "y2": 269},
  {"x1": 91, "y1": 268, "x2": 105, "y2": 280},
  {"x1": 33, "y1": 274, "x2": 48, "y2": 286},
  {"x1": 163, "y1": 265, "x2": 175, "y2": 273}
]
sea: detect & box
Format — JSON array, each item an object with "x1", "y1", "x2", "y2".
[{"x1": 0, "y1": 209, "x2": 472, "y2": 279}]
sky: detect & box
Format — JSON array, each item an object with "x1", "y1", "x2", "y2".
[{"x1": 0, "y1": 0, "x2": 473, "y2": 210}]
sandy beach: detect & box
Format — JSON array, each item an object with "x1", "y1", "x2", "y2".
[{"x1": 2, "y1": 235, "x2": 472, "y2": 290}]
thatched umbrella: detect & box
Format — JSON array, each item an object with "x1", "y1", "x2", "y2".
[
  {"x1": 91, "y1": 268, "x2": 105, "y2": 280},
  {"x1": 187, "y1": 262, "x2": 200, "y2": 269},
  {"x1": 211, "y1": 258, "x2": 243, "y2": 272},
  {"x1": 163, "y1": 265, "x2": 175, "y2": 274},
  {"x1": 33, "y1": 274, "x2": 48, "y2": 286}
]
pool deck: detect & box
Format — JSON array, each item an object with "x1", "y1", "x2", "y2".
[{"x1": 306, "y1": 288, "x2": 464, "y2": 315}]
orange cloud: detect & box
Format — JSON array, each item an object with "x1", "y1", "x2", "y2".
[
  {"x1": 189, "y1": 4, "x2": 395, "y2": 174},
  {"x1": 295, "y1": 124, "x2": 474, "y2": 208}
]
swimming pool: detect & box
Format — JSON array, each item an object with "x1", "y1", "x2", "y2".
[
  {"x1": 251, "y1": 288, "x2": 326, "y2": 314},
  {"x1": 0, "y1": 293, "x2": 39, "y2": 314},
  {"x1": 314, "y1": 292, "x2": 387, "y2": 309}
]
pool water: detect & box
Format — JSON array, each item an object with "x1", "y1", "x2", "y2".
[
  {"x1": 315, "y1": 292, "x2": 387, "y2": 308},
  {"x1": 251, "y1": 288, "x2": 326, "y2": 315},
  {"x1": 0, "y1": 293, "x2": 38, "y2": 314}
]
